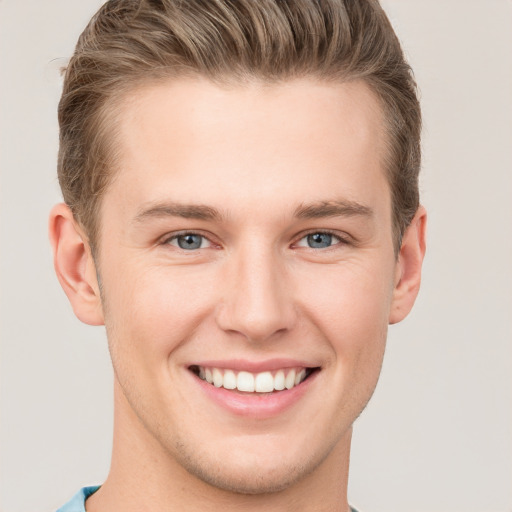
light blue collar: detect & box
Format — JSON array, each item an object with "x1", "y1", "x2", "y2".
[{"x1": 56, "y1": 486, "x2": 100, "y2": 512}]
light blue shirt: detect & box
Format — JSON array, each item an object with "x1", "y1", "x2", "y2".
[
  {"x1": 56, "y1": 486, "x2": 100, "y2": 512},
  {"x1": 57, "y1": 486, "x2": 359, "y2": 511}
]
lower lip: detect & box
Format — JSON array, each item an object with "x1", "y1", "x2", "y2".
[{"x1": 190, "y1": 370, "x2": 319, "y2": 418}]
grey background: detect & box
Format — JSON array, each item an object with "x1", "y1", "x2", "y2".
[{"x1": 1, "y1": 1, "x2": 511, "y2": 511}]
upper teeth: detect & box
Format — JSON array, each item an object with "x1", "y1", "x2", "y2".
[{"x1": 197, "y1": 367, "x2": 308, "y2": 393}]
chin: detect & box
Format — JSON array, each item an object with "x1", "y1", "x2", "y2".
[
  {"x1": 172, "y1": 435, "x2": 325, "y2": 495},
  {"x1": 181, "y1": 455, "x2": 314, "y2": 495}
]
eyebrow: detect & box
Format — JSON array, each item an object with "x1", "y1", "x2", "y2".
[
  {"x1": 134, "y1": 202, "x2": 222, "y2": 222},
  {"x1": 133, "y1": 198, "x2": 373, "y2": 224},
  {"x1": 294, "y1": 200, "x2": 373, "y2": 219}
]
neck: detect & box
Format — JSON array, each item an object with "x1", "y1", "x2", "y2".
[{"x1": 86, "y1": 382, "x2": 352, "y2": 512}]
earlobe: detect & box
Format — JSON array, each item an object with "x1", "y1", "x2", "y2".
[
  {"x1": 49, "y1": 203, "x2": 104, "y2": 326},
  {"x1": 389, "y1": 205, "x2": 427, "y2": 325}
]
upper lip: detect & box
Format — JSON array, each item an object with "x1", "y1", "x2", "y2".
[{"x1": 187, "y1": 358, "x2": 319, "y2": 373}]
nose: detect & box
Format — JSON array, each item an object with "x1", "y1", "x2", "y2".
[{"x1": 215, "y1": 244, "x2": 297, "y2": 343}]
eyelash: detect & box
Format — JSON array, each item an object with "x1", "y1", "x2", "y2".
[
  {"x1": 293, "y1": 229, "x2": 350, "y2": 250},
  {"x1": 160, "y1": 229, "x2": 351, "y2": 251},
  {"x1": 161, "y1": 230, "x2": 216, "y2": 250}
]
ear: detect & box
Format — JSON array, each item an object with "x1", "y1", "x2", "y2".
[
  {"x1": 49, "y1": 203, "x2": 104, "y2": 326},
  {"x1": 389, "y1": 205, "x2": 427, "y2": 325}
]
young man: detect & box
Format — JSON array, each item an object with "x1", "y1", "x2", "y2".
[{"x1": 50, "y1": 1, "x2": 426, "y2": 511}]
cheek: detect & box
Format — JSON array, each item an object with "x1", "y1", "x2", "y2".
[
  {"x1": 294, "y1": 258, "x2": 393, "y2": 372},
  {"x1": 292, "y1": 261, "x2": 392, "y2": 441},
  {"x1": 297, "y1": 258, "x2": 394, "y2": 331},
  {"x1": 101, "y1": 260, "x2": 218, "y2": 367}
]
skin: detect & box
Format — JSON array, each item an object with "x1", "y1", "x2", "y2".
[{"x1": 49, "y1": 77, "x2": 426, "y2": 512}]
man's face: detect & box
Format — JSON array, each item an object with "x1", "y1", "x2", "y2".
[{"x1": 95, "y1": 78, "x2": 399, "y2": 493}]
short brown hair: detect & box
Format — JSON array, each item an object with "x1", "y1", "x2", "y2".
[{"x1": 58, "y1": 0, "x2": 421, "y2": 252}]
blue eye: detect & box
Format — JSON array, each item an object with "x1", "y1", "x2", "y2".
[
  {"x1": 296, "y1": 232, "x2": 341, "y2": 249},
  {"x1": 169, "y1": 233, "x2": 210, "y2": 250},
  {"x1": 307, "y1": 233, "x2": 333, "y2": 248}
]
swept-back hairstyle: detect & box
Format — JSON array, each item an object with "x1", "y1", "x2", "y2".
[{"x1": 58, "y1": 0, "x2": 421, "y2": 251}]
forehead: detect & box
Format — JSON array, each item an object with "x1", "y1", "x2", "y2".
[{"x1": 105, "y1": 77, "x2": 389, "y2": 222}]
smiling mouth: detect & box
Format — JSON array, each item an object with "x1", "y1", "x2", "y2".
[{"x1": 189, "y1": 365, "x2": 319, "y2": 393}]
